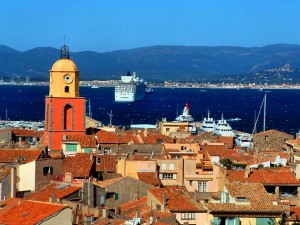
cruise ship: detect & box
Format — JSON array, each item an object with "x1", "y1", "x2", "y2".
[{"x1": 115, "y1": 72, "x2": 146, "y2": 102}]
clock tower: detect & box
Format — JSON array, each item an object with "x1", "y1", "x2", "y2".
[{"x1": 44, "y1": 45, "x2": 86, "y2": 151}]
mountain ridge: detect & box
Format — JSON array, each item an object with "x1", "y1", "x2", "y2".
[{"x1": 0, "y1": 44, "x2": 300, "y2": 82}]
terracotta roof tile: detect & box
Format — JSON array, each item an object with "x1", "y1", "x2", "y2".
[
  {"x1": 12, "y1": 128, "x2": 44, "y2": 138},
  {"x1": 119, "y1": 196, "x2": 175, "y2": 223},
  {"x1": 149, "y1": 186, "x2": 206, "y2": 212},
  {"x1": 0, "y1": 167, "x2": 11, "y2": 180},
  {"x1": 94, "y1": 218, "x2": 125, "y2": 225},
  {"x1": 0, "y1": 149, "x2": 42, "y2": 163},
  {"x1": 227, "y1": 167, "x2": 300, "y2": 185},
  {"x1": 0, "y1": 198, "x2": 69, "y2": 225},
  {"x1": 62, "y1": 153, "x2": 95, "y2": 177},
  {"x1": 96, "y1": 155, "x2": 118, "y2": 172},
  {"x1": 207, "y1": 182, "x2": 282, "y2": 213},
  {"x1": 25, "y1": 183, "x2": 81, "y2": 202},
  {"x1": 65, "y1": 134, "x2": 97, "y2": 148},
  {"x1": 138, "y1": 172, "x2": 161, "y2": 186},
  {"x1": 94, "y1": 176, "x2": 125, "y2": 188}
]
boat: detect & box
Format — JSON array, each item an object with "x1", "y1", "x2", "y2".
[
  {"x1": 90, "y1": 85, "x2": 99, "y2": 89},
  {"x1": 213, "y1": 114, "x2": 236, "y2": 137},
  {"x1": 200, "y1": 111, "x2": 215, "y2": 133},
  {"x1": 115, "y1": 72, "x2": 146, "y2": 102},
  {"x1": 235, "y1": 133, "x2": 252, "y2": 149},
  {"x1": 175, "y1": 103, "x2": 194, "y2": 122},
  {"x1": 145, "y1": 86, "x2": 154, "y2": 93}
]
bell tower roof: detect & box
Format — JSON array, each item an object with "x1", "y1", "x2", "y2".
[{"x1": 51, "y1": 45, "x2": 78, "y2": 71}]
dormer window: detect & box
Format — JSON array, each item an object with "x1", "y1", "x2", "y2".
[{"x1": 236, "y1": 197, "x2": 247, "y2": 202}]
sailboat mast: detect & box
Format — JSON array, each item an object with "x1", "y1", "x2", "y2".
[{"x1": 263, "y1": 93, "x2": 267, "y2": 132}]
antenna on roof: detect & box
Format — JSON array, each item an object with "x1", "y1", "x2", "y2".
[{"x1": 107, "y1": 110, "x2": 113, "y2": 127}]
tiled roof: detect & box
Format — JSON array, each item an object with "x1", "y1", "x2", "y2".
[
  {"x1": 247, "y1": 151, "x2": 289, "y2": 165},
  {"x1": 94, "y1": 218, "x2": 125, "y2": 225},
  {"x1": 94, "y1": 176, "x2": 125, "y2": 188},
  {"x1": 25, "y1": 183, "x2": 81, "y2": 202},
  {"x1": 253, "y1": 129, "x2": 293, "y2": 137},
  {"x1": 0, "y1": 167, "x2": 11, "y2": 180},
  {"x1": 96, "y1": 155, "x2": 118, "y2": 172},
  {"x1": 138, "y1": 132, "x2": 174, "y2": 144},
  {"x1": 149, "y1": 186, "x2": 206, "y2": 212},
  {"x1": 65, "y1": 134, "x2": 97, "y2": 148},
  {"x1": 96, "y1": 130, "x2": 118, "y2": 143},
  {"x1": 207, "y1": 182, "x2": 282, "y2": 213},
  {"x1": 62, "y1": 153, "x2": 95, "y2": 177},
  {"x1": 0, "y1": 198, "x2": 69, "y2": 225},
  {"x1": 12, "y1": 128, "x2": 44, "y2": 138},
  {"x1": 227, "y1": 167, "x2": 300, "y2": 185},
  {"x1": 200, "y1": 144, "x2": 227, "y2": 157},
  {"x1": 138, "y1": 172, "x2": 161, "y2": 186},
  {"x1": 290, "y1": 206, "x2": 300, "y2": 220},
  {"x1": 0, "y1": 149, "x2": 41, "y2": 163},
  {"x1": 120, "y1": 196, "x2": 175, "y2": 223}
]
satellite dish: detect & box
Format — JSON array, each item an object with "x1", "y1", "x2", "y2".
[{"x1": 149, "y1": 216, "x2": 154, "y2": 225}]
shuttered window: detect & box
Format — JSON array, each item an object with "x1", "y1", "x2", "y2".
[{"x1": 65, "y1": 143, "x2": 77, "y2": 152}]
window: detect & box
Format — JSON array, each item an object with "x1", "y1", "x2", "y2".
[
  {"x1": 169, "y1": 163, "x2": 174, "y2": 170},
  {"x1": 166, "y1": 128, "x2": 170, "y2": 132},
  {"x1": 43, "y1": 166, "x2": 53, "y2": 175},
  {"x1": 64, "y1": 86, "x2": 69, "y2": 93},
  {"x1": 162, "y1": 174, "x2": 174, "y2": 179},
  {"x1": 160, "y1": 173, "x2": 177, "y2": 180},
  {"x1": 64, "y1": 104, "x2": 73, "y2": 130},
  {"x1": 265, "y1": 136, "x2": 269, "y2": 141},
  {"x1": 104, "y1": 148, "x2": 111, "y2": 154},
  {"x1": 161, "y1": 163, "x2": 167, "y2": 170},
  {"x1": 65, "y1": 143, "x2": 77, "y2": 152},
  {"x1": 181, "y1": 212, "x2": 195, "y2": 220},
  {"x1": 156, "y1": 204, "x2": 161, "y2": 211},
  {"x1": 198, "y1": 181, "x2": 207, "y2": 192},
  {"x1": 181, "y1": 146, "x2": 187, "y2": 151}
]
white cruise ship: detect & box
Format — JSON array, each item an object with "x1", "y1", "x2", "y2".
[{"x1": 115, "y1": 72, "x2": 145, "y2": 102}]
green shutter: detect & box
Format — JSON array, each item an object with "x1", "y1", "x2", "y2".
[
  {"x1": 115, "y1": 193, "x2": 119, "y2": 200},
  {"x1": 235, "y1": 217, "x2": 240, "y2": 225},
  {"x1": 66, "y1": 143, "x2": 77, "y2": 152},
  {"x1": 213, "y1": 217, "x2": 219, "y2": 225},
  {"x1": 256, "y1": 218, "x2": 274, "y2": 225},
  {"x1": 84, "y1": 148, "x2": 93, "y2": 153}
]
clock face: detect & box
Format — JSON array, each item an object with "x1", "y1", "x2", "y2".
[{"x1": 64, "y1": 74, "x2": 73, "y2": 83}]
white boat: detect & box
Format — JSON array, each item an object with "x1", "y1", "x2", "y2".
[
  {"x1": 145, "y1": 86, "x2": 154, "y2": 93},
  {"x1": 213, "y1": 114, "x2": 236, "y2": 137},
  {"x1": 115, "y1": 72, "x2": 145, "y2": 102},
  {"x1": 90, "y1": 85, "x2": 99, "y2": 89},
  {"x1": 175, "y1": 103, "x2": 194, "y2": 122},
  {"x1": 235, "y1": 133, "x2": 252, "y2": 149},
  {"x1": 200, "y1": 111, "x2": 215, "y2": 133}
]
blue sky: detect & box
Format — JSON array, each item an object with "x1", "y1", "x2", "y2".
[{"x1": 1, "y1": 0, "x2": 299, "y2": 52}]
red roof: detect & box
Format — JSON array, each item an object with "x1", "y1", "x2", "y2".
[
  {"x1": 0, "y1": 198, "x2": 69, "y2": 225},
  {"x1": 62, "y1": 153, "x2": 95, "y2": 177},
  {"x1": 227, "y1": 167, "x2": 300, "y2": 185},
  {"x1": 0, "y1": 149, "x2": 41, "y2": 163},
  {"x1": 65, "y1": 134, "x2": 97, "y2": 148},
  {"x1": 12, "y1": 128, "x2": 44, "y2": 138},
  {"x1": 138, "y1": 172, "x2": 161, "y2": 186},
  {"x1": 149, "y1": 186, "x2": 206, "y2": 212},
  {"x1": 94, "y1": 176, "x2": 125, "y2": 188},
  {"x1": 96, "y1": 155, "x2": 118, "y2": 172},
  {"x1": 200, "y1": 144, "x2": 227, "y2": 157},
  {"x1": 119, "y1": 196, "x2": 175, "y2": 224},
  {"x1": 25, "y1": 183, "x2": 81, "y2": 202}
]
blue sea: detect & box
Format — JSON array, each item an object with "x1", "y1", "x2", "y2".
[{"x1": 0, "y1": 85, "x2": 300, "y2": 136}]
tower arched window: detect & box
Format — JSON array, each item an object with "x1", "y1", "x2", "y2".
[
  {"x1": 65, "y1": 86, "x2": 69, "y2": 93},
  {"x1": 64, "y1": 104, "x2": 73, "y2": 130}
]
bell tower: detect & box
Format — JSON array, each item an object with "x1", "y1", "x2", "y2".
[{"x1": 44, "y1": 45, "x2": 86, "y2": 151}]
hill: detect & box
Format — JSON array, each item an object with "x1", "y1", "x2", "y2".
[{"x1": 0, "y1": 44, "x2": 300, "y2": 82}]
